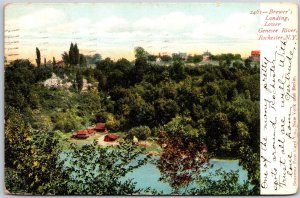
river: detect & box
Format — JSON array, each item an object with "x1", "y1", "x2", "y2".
[
  {"x1": 123, "y1": 157, "x2": 248, "y2": 194},
  {"x1": 60, "y1": 151, "x2": 248, "y2": 194}
]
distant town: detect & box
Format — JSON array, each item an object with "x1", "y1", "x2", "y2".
[{"x1": 24, "y1": 49, "x2": 260, "y2": 70}]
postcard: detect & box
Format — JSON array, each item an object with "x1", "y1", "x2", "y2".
[{"x1": 3, "y1": 2, "x2": 298, "y2": 195}]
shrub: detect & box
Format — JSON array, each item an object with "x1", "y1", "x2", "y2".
[{"x1": 127, "y1": 126, "x2": 151, "y2": 141}]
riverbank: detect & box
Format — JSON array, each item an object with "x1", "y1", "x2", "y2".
[{"x1": 57, "y1": 131, "x2": 162, "y2": 154}]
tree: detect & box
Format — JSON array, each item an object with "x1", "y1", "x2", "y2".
[
  {"x1": 58, "y1": 142, "x2": 150, "y2": 195},
  {"x1": 193, "y1": 54, "x2": 202, "y2": 63},
  {"x1": 187, "y1": 169, "x2": 252, "y2": 195},
  {"x1": 115, "y1": 58, "x2": 131, "y2": 72},
  {"x1": 5, "y1": 107, "x2": 150, "y2": 195},
  {"x1": 134, "y1": 47, "x2": 149, "y2": 61},
  {"x1": 126, "y1": 126, "x2": 151, "y2": 141},
  {"x1": 97, "y1": 71, "x2": 107, "y2": 92},
  {"x1": 154, "y1": 98, "x2": 179, "y2": 125},
  {"x1": 96, "y1": 58, "x2": 114, "y2": 74},
  {"x1": 74, "y1": 43, "x2": 80, "y2": 64},
  {"x1": 92, "y1": 53, "x2": 102, "y2": 64},
  {"x1": 244, "y1": 58, "x2": 252, "y2": 67},
  {"x1": 76, "y1": 89, "x2": 102, "y2": 121},
  {"x1": 36, "y1": 47, "x2": 41, "y2": 67},
  {"x1": 75, "y1": 71, "x2": 83, "y2": 92},
  {"x1": 79, "y1": 54, "x2": 86, "y2": 66},
  {"x1": 235, "y1": 121, "x2": 250, "y2": 141},
  {"x1": 132, "y1": 47, "x2": 150, "y2": 83},
  {"x1": 52, "y1": 57, "x2": 56, "y2": 67},
  {"x1": 186, "y1": 55, "x2": 194, "y2": 63},
  {"x1": 5, "y1": 106, "x2": 67, "y2": 194},
  {"x1": 5, "y1": 59, "x2": 36, "y2": 112},
  {"x1": 160, "y1": 55, "x2": 172, "y2": 62},
  {"x1": 205, "y1": 113, "x2": 232, "y2": 156},
  {"x1": 169, "y1": 61, "x2": 186, "y2": 82},
  {"x1": 62, "y1": 52, "x2": 69, "y2": 65},
  {"x1": 148, "y1": 54, "x2": 157, "y2": 61},
  {"x1": 69, "y1": 43, "x2": 75, "y2": 65},
  {"x1": 86, "y1": 53, "x2": 102, "y2": 64},
  {"x1": 127, "y1": 96, "x2": 155, "y2": 128},
  {"x1": 157, "y1": 116, "x2": 208, "y2": 192}
]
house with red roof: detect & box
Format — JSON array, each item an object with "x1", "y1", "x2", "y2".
[
  {"x1": 104, "y1": 134, "x2": 119, "y2": 142},
  {"x1": 55, "y1": 60, "x2": 65, "y2": 68},
  {"x1": 94, "y1": 123, "x2": 108, "y2": 132},
  {"x1": 250, "y1": 51, "x2": 260, "y2": 62},
  {"x1": 73, "y1": 130, "x2": 89, "y2": 139},
  {"x1": 71, "y1": 123, "x2": 109, "y2": 140},
  {"x1": 86, "y1": 128, "x2": 95, "y2": 134}
]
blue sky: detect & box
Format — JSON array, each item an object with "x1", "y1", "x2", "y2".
[{"x1": 5, "y1": 3, "x2": 260, "y2": 61}]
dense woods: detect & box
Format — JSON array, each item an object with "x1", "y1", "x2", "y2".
[{"x1": 5, "y1": 44, "x2": 260, "y2": 195}]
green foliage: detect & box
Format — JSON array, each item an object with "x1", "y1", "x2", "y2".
[
  {"x1": 36, "y1": 47, "x2": 41, "y2": 67},
  {"x1": 5, "y1": 109, "x2": 150, "y2": 195},
  {"x1": 35, "y1": 65, "x2": 53, "y2": 82},
  {"x1": 244, "y1": 58, "x2": 252, "y2": 67},
  {"x1": 97, "y1": 112, "x2": 120, "y2": 131},
  {"x1": 67, "y1": 43, "x2": 81, "y2": 65},
  {"x1": 169, "y1": 61, "x2": 186, "y2": 82},
  {"x1": 85, "y1": 53, "x2": 101, "y2": 64},
  {"x1": 69, "y1": 43, "x2": 75, "y2": 65},
  {"x1": 188, "y1": 169, "x2": 253, "y2": 195},
  {"x1": 154, "y1": 98, "x2": 179, "y2": 125},
  {"x1": 160, "y1": 54, "x2": 172, "y2": 62},
  {"x1": 186, "y1": 54, "x2": 202, "y2": 63},
  {"x1": 157, "y1": 116, "x2": 208, "y2": 190},
  {"x1": 5, "y1": 107, "x2": 66, "y2": 194},
  {"x1": 58, "y1": 142, "x2": 150, "y2": 195},
  {"x1": 74, "y1": 43, "x2": 80, "y2": 65},
  {"x1": 79, "y1": 54, "x2": 87, "y2": 66},
  {"x1": 5, "y1": 59, "x2": 37, "y2": 112},
  {"x1": 52, "y1": 109, "x2": 83, "y2": 132},
  {"x1": 75, "y1": 71, "x2": 83, "y2": 92},
  {"x1": 76, "y1": 89, "x2": 101, "y2": 118},
  {"x1": 5, "y1": 47, "x2": 260, "y2": 195},
  {"x1": 52, "y1": 57, "x2": 56, "y2": 66},
  {"x1": 126, "y1": 126, "x2": 151, "y2": 141},
  {"x1": 205, "y1": 113, "x2": 233, "y2": 156},
  {"x1": 235, "y1": 121, "x2": 250, "y2": 141},
  {"x1": 134, "y1": 46, "x2": 149, "y2": 61},
  {"x1": 62, "y1": 52, "x2": 69, "y2": 65}
]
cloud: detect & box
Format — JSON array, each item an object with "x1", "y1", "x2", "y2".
[
  {"x1": 222, "y1": 13, "x2": 257, "y2": 39},
  {"x1": 133, "y1": 12, "x2": 204, "y2": 32},
  {"x1": 5, "y1": 6, "x2": 258, "y2": 61},
  {"x1": 8, "y1": 8, "x2": 66, "y2": 30},
  {"x1": 50, "y1": 18, "x2": 92, "y2": 34},
  {"x1": 186, "y1": 12, "x2": 257, "y2": 41},
  {"x1": 94, "y1": 17, "x2": 130, "y2": 32},
  {"x1": 48, "y1": 16, "x2": 130, "y2": 35},
  {"x1": 8, "y1": 9, "x2": 257, "y2": 44}
]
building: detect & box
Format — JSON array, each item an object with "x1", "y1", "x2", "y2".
[
  {"x1": 250, "y1": 51, "x2": 260, "y2": 62},
  {"x1": 94, "y1": 123, "x2": 107, "y2": 132},
  {"x1": 73, "y1": 130, "x2": 89, "y2": 139},
  {"x1": 56, "y1": 60, "x2": 65, "y2": 68},
  {"x1": 43, "y1": 73, "x2": 73, "y2": 90},
  {"x1": 104, "y1": 134, "x2": 119, "y2": 142},
  {"x1": 81, "y1": 79, "x2": 93, "y2": 92},
  {"x1": 202, "y1": 51, "x2": 211, "y2": 62},
  {"x1": 86, "y1": 128, "x2": 95, "y2": 134}
]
